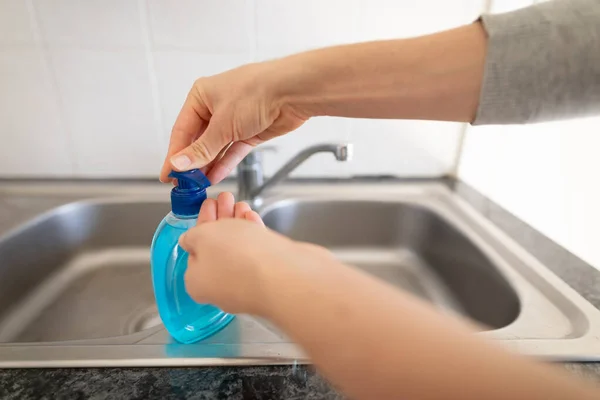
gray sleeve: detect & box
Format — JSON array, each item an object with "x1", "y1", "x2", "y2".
[{"x1": 473, "y1": 0, "x2": 600, "y2": 125}]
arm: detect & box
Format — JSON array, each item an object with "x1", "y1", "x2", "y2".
[
  {"x1": 181, "y1": 210, "x2": 599, "y2": 400},
  {"x1": 263, "y1": 243, "x2": 599, "y2": 400},
  {"x1": 161, "y1": 23, "x2": 486, "y2": 182},
  {"x1": 275, "y1": 0, "x2": 600, "y2": 125},
  {"x1": 273, "y1": 22, "x2": 487, "y2": 123},
  {"x1": 161, "y1": 0, "x2": 600, "y2": 181}
]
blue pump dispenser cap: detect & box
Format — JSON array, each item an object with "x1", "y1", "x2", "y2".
[{"x1": 168, "y1": 169, "x2": 211, "y2": 216}]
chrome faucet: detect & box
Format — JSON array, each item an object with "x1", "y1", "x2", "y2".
[{"x1": 237, "y1": 143, "x2": 352, "y2": 207}]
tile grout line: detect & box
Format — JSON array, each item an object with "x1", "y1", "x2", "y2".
[
  {"x1": 24, "y1": 0, "x2": 78, "y2": 176},
  {"x1": 138, "y1": 0, "x2": 167, "y2": 160}
]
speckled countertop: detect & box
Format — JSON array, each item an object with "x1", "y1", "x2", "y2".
[{"x1": 1, "y1": 179, "x2": 600, "y2": 399}]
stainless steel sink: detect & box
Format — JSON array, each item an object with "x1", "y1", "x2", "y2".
[
  {"x1": 0, "y1": 182, "x2": 600, "y2": 367},
  {"x1": 262, "y1": 200, "x2": 520, "y2": 330},
  {"x1": 0, "y1": 200, "x2": 168, "y2": 343}
]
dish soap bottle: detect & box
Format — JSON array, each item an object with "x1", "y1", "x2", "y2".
[{"x1": 151, "y1": 169, "x2": 234, "y2": 343}]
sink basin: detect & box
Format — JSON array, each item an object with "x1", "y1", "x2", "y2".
[
  {"x1": 0, "y1": 182, "x2": 600, "y2": 367},
  {"x1": 0, "y1": 201, "x2": 168, "y2": 343},
  {"x1": 262, "y1": 200, "x2": 520, "y2": 330}
]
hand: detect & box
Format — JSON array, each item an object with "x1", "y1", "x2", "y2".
[
  {"x1": 179, "y1": 192, "x2": 293, "y2": 315},
  {"x1": 194, "y1": 191, "x2": 264, "y2": 227},
  {"x1": 160, "y1": 62, "x2": 308, "y2": 184}
]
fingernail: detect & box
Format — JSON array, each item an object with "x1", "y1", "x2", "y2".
[{"x1": 171, "y1": 155, "x2": 191, "y2": 170}]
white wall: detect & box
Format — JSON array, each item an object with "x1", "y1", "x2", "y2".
[
  {"x1": 0, "y1": 0, "x2": 485, "y2": 179},
  {"x1": 460, "y1": 118, "x2": 600, "y2": 270}
]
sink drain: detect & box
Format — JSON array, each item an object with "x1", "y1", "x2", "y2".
[{"x1": 124, "y1": 305, "x2": 162, "y2": 335}]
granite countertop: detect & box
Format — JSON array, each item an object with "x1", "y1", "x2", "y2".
[{"x1": 1, "y1": 180, "x2": 600, "y2": 399}]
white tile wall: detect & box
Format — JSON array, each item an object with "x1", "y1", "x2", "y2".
[
  {"x1": 49, "y1": 49, "x2": 160, "y2": 177},
  {"x1": 357, "y1": 0, "x2": 482, "y2": 40},
  {"x1": 34, "y1": 0, "x2": 144, "y2": 50},
  {"x1": 0, "y1": 1, "x2": 36, "y2": 46},
  {"x1": 256, "y1": 0, "x2": 360, "y2": 57},
  {"x1": 0, "y1": 0, "x2": 492, "y2": 178},
  {"x1": 349, "y1": 119, "x2": 464, "y2": 177},
  {"x1": 0, "y1": 48, "x2": 72, "y2": 176},
  {"x1": 147, "y1": 0, "x2": 253, "y2": 53}
]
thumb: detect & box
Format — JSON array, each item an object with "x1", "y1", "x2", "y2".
[{"x1": 170, "y1": 118, "x2": 231, "y2": 171}]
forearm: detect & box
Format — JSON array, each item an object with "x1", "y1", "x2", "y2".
[
  {"x1": 270, "y1": 0, "x2": 600, "y2": 126},
  {"x1": 272, "y1": 23, "x2": 487, "y2": 123},
  {"x1": 262, "y1": 248, "x2": 599, "y2": 400}
]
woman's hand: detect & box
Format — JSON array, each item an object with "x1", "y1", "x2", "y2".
[
  {"x1": 160, "y1": 63, "x2": 308, "y2": 184},
  {"x1": 193, "y1": 191, "x2": 264, "y2": 227},
  {"x1": 179, "y1": 192, "x2": 317, "y2": 315}
]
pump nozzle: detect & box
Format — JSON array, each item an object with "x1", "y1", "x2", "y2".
[{"x1": 168, "y1": 169, "x2": 211, "y2": 216}]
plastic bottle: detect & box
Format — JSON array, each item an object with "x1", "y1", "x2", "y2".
[{"x1": 150, "y1": 169, "x2": 234, "y2": 343}]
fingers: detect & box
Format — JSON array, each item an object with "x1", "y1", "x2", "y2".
[
  {"x1": 244, "y1": 210, "x2": 265, "y2": 226},
  {"x1": 197, "y1": 198, "x2": 217, "y2": 223},
  {"x1": 160, "y1": 88, "x2": 210, "y2": 183},
  {"x1": 234, "y1": 201, "x2": 251, "y2": 219},
  {"x1": 180, "y1": 205, "x2": 265, "y2": 254},
  {"x1": 217, "y1": 192, "x2": 235, "y2": 219},
  {"x1": 178, "y1": 228, "x2": 195, "y2": 253},
  {"x1": 170, "y1": 114, "x2": 232, "y2": 173},
  {"x1": 230, "y1": 196, "x2": 264, "y2": 226},
  {"x1": 200, "y1": 143, "x2": 232, "y2": 177},
  {"x1": 195, "y1": 192, "x2": 265, "y2": 229},
  {"x1": 206, "y1": 141, "x2": 254, "y2": 184}
]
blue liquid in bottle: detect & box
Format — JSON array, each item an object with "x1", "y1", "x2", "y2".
[{"x1": 151, "y1": 169, "x2": 234, "y2": 344}]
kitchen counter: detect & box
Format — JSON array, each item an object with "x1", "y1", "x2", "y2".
[
  {"x1": 1, "y1": 179, "x2": 600, "y2": 399},
  {"x1": 0, "y1": 365, "x2": 341, "y2": 400}
]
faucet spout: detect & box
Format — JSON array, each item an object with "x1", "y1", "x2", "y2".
[
  {"x1": 237, "y1": 143, "x2": 352, "y2": 207},
  {"x1": 252, "y1": 143, "x2": 352, "y2": 199}
]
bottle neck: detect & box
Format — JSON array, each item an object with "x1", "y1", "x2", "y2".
[
  {"x1": 170, "y1": 211, "x2": 198, "y2": 220},
  {"x1": 165, "y1": 212, "x2": 198, "y2": 230}
]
